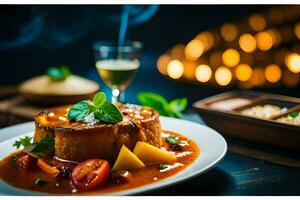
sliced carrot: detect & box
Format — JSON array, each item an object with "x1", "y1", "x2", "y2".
[{"x1": 37, "y1": 158, "x2": 59, "y2": 177}]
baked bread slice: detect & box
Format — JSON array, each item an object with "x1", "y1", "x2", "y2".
[{"x1": 34, "y1": 104, "x2": 161, "y2": 162}]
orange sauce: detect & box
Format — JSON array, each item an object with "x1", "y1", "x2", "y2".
[{"x1": 0, "y1": 131, "x2": 199, "y2": 195}]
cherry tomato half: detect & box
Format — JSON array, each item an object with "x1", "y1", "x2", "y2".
[{"x1": 71, "y1": 159, "x2": 110, "y2": 190}]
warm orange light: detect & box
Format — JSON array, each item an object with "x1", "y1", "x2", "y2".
[
  {"x1": 157, "y1": 54, "x2": 171, "y2": 75},
  {"x1": 265, "y1": 64, "x2": 282, "y2": 83},
  {"x1": 171, "y1": 44, "x2": 185, "y2": 60},
  {"x1": 239, "y1": 33, "x2": 257, "y2": 53},
  {"x1": 209, "y1": 51, "x2": 223, "y2": 67},
  {"x1": 283, "y1": 70, "x2": 300, "y2": 87},
  {"x1": 267, "y1": 28, "x2": 281, "y2": 46},
  {"x1": 167, "y1": 60, "x2": 184, "y2": 79},
  {"x1": 249, "y1": 14, "x2": 266, "y2": 32},
  {"x1": 256, "y1": 32, "x2": 273, "y2": 51},
  {"x1": 285, "y1": 53, "x2": 300, "y2": 73},
  {"x1": 215, "y1": 66, "x2": 232, "y2": 86},
  {"x1": 184, "y1": 40, "x2": 204, "y2": 61},
  {"x1": 294, "y1": 23, "x2": 300, "y2": 40},
  {"x1": 250, "y1": 67, "x2": 265, "y2": 86},
  {"x1": 195, "y1": 64, "x2": 212, "y2": 82},
  {"x1": 182, "y1": 60, "x2": 197, "y2": 80},
  {"x1": 220, "y1": 23, "x2": 238, "y2": 42},
  {"x1": 235, "y1": 64, "x2": 252, "y2": 81},
  {"x1": 195, "y1": 31, "x2": 214, "y2": 50},
  {"x1": 222, "y1": 49, "x2": 240, "y2": 67}
]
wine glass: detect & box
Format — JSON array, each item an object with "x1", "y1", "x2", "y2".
[{"x1": 93, "y1": 41, "x2": 143, "y2": 103}]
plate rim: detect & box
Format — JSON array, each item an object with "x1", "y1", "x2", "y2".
[{"x1": 0, "y1": 117, "x2": 227, "y2": 196}]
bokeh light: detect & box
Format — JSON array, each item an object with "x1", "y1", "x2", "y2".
[
  {"x1": 285, "y1": 53, "x2": 300, "y2": 73},
  {"x1": 235, "y1": 64, "x2": 253, "y2": 81},
  {"x1": 266, "y1": 28, "x2": 282, "y2": 46},
  {"x1": 239, "y1": 33, "x2": 257, "y2": 53},
  {"x1": 195, "y1": 64, "x2": 212, "y2": 82},
  {"x1": 171, "y1": 44, "x2": 185, "y2": 60},
  {"x1": 256, "y1": 32, "x2": 273, "y2": 51},
  {"x1": 265, "y1": 64, "x2": 282, "y2": 83},
  {"x1": 184, "y1": 40, "x2": 204, "y2": 61},
  {"x1": 250, "y1": 67, "x2": 265, "y2": 86},
  {"x1": 182, "y1": 60, "x2": 197, "y2": 80},
  {"x1": 156, "y1": 54, "x2": 171, "y2": 75},
  {"x1": 220, "y1": 23, "x2": 238, "y2": 42},
  {"x1": 195, "y1": 31, "x2": 214, "y2": 50},
  {"x1": 167, "y1": 60, "x2": 184, "y2": 79},
  {"x1": 294, "y1": 22, "x2": 300, "y2": 40},
  {"x1": 222, "y1": 48, "x2": 240, "y2": 67},
  {"x1": 249, "y1": 14, "x2": 266, "y2": 32},
  {"x1": 215, "y1": 66, "x2": 232, "y2": 86},
  {"x1": 209, "y1": 51, "x2": 223, "y2": 67}
]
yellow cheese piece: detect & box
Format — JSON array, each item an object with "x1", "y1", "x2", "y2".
[
  {"x1": 112, "y1": 145, "x2": 145, "y2": 171},
  {"x1": 133, "y1": 141, "x2": 177, "y2": 165}
]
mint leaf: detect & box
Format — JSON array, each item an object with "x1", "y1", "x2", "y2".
[
  {"x1": 289, "y1": 112, "x2": 299, "y2": 118},
  {"x1": 13, "y1": 136, "x2": 33, "y2": 149},
  {"x1": 169, "y1": 98, "x2": 188, "y2": 113},
  {"x1": 31, "y1": 135, "x2": 55, "y2": 156},
  {"x1": 94, "y1": 102, "x2": 123, "y2": 123},
  {"x1": 137, "y1": 92, "x2": 171, "y2": 116},
  {"x1": 47, "y1": 65, "x2": 71, "y2": 81},
  {"x1": 166, "y1": 135, "x2": 180, "y2": 145},
  {"x1": 93, "y1": 92, "x2": 106, "y2": 107},
  {"x1": 68, "y1": 101, "x2": 92, "y2": 121}
]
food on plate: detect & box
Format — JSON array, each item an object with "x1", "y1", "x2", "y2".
[
  {"x1": 20, "y1": 66, "x2": 99, "y2": 105},
  {"x1": 0, "y1": 92, "x2": 199, "y2": 194},
  {"x1": 277, "y1": 111, "x2": 300, "y2": 126},
  {"x1": 208, "y1": 98, "x2": 252, "y2": 111},
  {"x1": 240, "y1": 104, "x2": 287, "y2": 119}
]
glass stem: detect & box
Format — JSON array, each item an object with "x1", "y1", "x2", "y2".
[{"x1": 112, "y1": 87, "x2": 121, "y2": 103}]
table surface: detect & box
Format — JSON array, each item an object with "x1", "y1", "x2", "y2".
[{"x1": 149, "y1": 113, "x2": 300, "y2": 196}]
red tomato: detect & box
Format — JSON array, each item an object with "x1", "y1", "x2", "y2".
[{"x1": 71, "y1": 159, "x2": 110, "y2": 190}]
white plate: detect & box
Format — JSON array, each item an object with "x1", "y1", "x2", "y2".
[{"x1": 0, "y1": 117, "x2": 227, "y2": 196}]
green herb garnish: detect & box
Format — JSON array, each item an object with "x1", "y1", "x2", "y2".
[
  {"x1": 166, "y1": 135, "x2": 180, "y2": 145},
  {"x1": 35, "y1": 177, "x2": 47, "y2": 186},
  {"x1": 68, "y1": 92, "x2": 123, "y2": 124},
  {"x1": 31, "y1": 135, "x2": 55, "y2": 156},
  {"x1": 13, "y1": 136, "x2": 33, "y2": 149},
  {"x1": 46, "y1": 65, "x2": 71, "y2": 81},
  {"x1": 137, "y1": 92, "x2": 187, "y2": 118},
  {"x1": 289, "y1": 112, "x2": 299, "y2": 118},
  {"x1": 159, "y1": 164, "x2": 168, "y2": 170}
]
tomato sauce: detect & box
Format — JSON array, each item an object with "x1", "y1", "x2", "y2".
[{"x1": 0, "y1": 131, "x2": 199, "y2": 195}]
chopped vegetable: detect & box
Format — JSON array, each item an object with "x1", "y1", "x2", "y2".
[
  {"x1": 289, "y1": 112, "x2": 299, "y2": 118},
  {"x1": 15, "y1": 154, "x2": 37, "y2": 170},
  {"x1": 37, "y1": 159, "x2": 60, "y2": 177},
  {"x1": 159, "y1": 164, "x2": 168, "y2": 170},
  {"x1": 68, "y1": 92, "x2": 123, "y2": 124},
  {"x1": 71, "y1": 159, "x2": 110, "y2": 190},
  {"x1": 166, "y1": 135, "x2": 180, "y2": 145},
  {"x1": 47, "y1": 65, "x2": 71, "y2": 81},
  {"x1": 133, "y1": 141, "x2": 176, "y2": 165},
  {"x1": 112, "y1": 145, "x2": 145, "y2": 171},
  {"x1": 34, "y1": 177, "x2": 47, "y2": 186},
  {"x1": 137, "y1": 92, "x2": 188, "y2": 118},
  {"x1": 13, "y1": 136, "x2": 33, "y2": 149},
  {"x1": 31, "y1": 135, "x2": 55, "y2": 157}
]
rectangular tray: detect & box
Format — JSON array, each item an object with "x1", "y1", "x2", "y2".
[{"x1": 193, "y1": 91, "x2": 300, "y2": 151}]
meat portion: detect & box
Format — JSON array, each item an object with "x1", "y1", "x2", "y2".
[{"x1": 34, "y1": 104, "x2": 161, "y2": 162}]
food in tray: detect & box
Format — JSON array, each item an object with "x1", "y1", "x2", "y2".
[
  {"x1": 0, "y1": 92, "x2": 199, "y2": 194},
  {"x1": 240, "y1": 104, "x2": 287, "y2": 119},
  {"x1": 208, "y1": 98, "x2": 252, "y2": 111},
  {"x1": 20, "y1": 66, "x2": 99, "y2": 105},
  {"x1": 277, "y1": 111, "x2": 300, "y2": 126}
]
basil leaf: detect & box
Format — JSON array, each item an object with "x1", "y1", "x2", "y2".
[
  {"x1": 159, "y1": 164, "x2": 168, "y2": 170},
  {"x1": 13, "y1": 136, "x2": 33, "y2": 149},
  {"x1": 31, "y1": 135, "x2": 55, "y2": 156},
  {"x1": 94, "y1": 102, "x2": 123, "y2": 123},
  {"x1": 68, "y1": 101, "x2": 92, "y2": 121},
  {"x1": 47, "y1": 65, "x2": 71, "y2": 81},
  {"x1": 169, "y1": 98, "x2": 188, "y2": 113},
  {"x1": 166, "y1": 135, "x2": 180, "y2": 145},
  {"x1": 289, "y1": 112, "x2": 299, "y2": 118},
  {"x1": 93, "y1": 92, "x2": 106, "y2": 107},
  {"x1": 137, "y1": 92, "x2": 171, "y2": 116}
]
